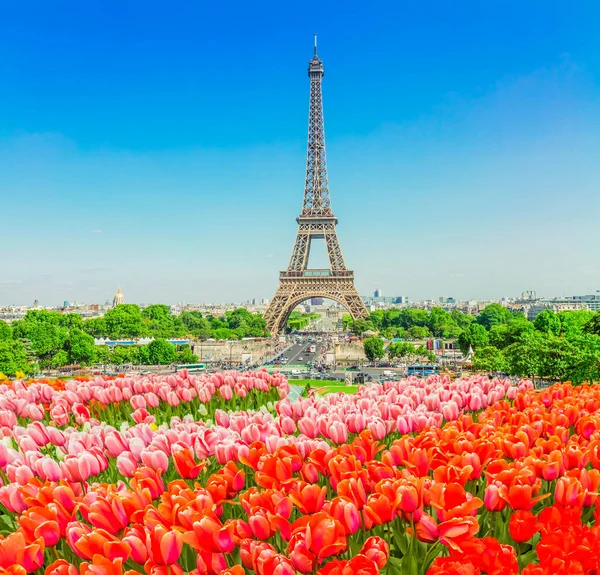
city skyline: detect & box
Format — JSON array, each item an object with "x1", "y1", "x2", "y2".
[{"x1": 1, "y1": 1, "x2": 599, "y2": 305}]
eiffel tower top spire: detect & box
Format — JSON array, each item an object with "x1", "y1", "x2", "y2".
[{"x1": 302, "y1": 35, "x2": 331, "y2": 218}]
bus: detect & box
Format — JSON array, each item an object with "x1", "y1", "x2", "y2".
[
  {"x1": 176, "y1": 363, "x2": 207, "y2": 372},
  {"x1": 407, "y1": 365, "x2": 439, "y2": 377}
]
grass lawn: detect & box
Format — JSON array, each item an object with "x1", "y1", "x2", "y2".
[{"x1": 292, "y1": 379, "x2": 361, "y2": 395}]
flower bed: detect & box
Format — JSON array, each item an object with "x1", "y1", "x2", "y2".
[{"x1": 5, "y1": 372, "x2": 594, "y2": 575}]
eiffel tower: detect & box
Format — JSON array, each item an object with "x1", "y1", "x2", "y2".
[{"x1": 264, "y1": 36, "x2": 369, "y2": 334}]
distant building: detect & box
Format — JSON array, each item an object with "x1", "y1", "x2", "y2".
[
  {"x1": 439, "y1": 297, "x2": 456, "y2": 304},
  {"x1": 526, "y1": 294, "x2": 598, "y2": 321},
  {"x1": 113, "y1": 288, "x2": 125, "y2": 308},
  {"x1": 362, "y1": 295, "x2": 407, "y2": 306},
  {"x1": 522, "y1": 290, "x2": 537, "y2": 300},
  {"x1": 311, "y1": 297, "x2": 324, "y2": 305},
  {"x1": 374, "y1": 288, "x2": 382, "y2": 298}
]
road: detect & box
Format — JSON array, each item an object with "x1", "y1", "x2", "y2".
[{"x1": 279, "y1": 341, "x2": 325, "y2": 366}]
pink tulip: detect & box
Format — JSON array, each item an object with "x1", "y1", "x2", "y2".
[
  {"x1": 62, "y1": 456, "x2": 91, "y2": 483},
  {"x1": 215, "y1": 441, "x2": 237, "y2": 465},
  {"x1": 219, "y1": 385, "x2": 233, "y2": 401},
  {"x1": 8, "y1": 463, "x2": 34, "y2": 485},
  {"x1": 468, "y1": 394, "x2": 483, "y2": 411},
  {"x1": 26, "y1": 404, "x2": 45, "y2": 421},
  {"x1": 329, "y1": 421, "x2": 348, "y2": 445},
  {"x1": 130, "y1": 395, "x2": 147, "y2": 410},
  {"x1": 105, "y1": 432, "x2": 129, "y2": 458},
  {"x1": 50, "y1": 404, "x2": 70, "y2": 426},
  {"x1": 141, "y1": 449, "x2": 169, "y2": 472},
  {"x1": 0, "y1": 483, "x2": 27, "y2": 513},
  {"x1": 346, "y1": 413, "x2": 366, "y2": 434},
  {"x1": 37, "y1": 457, "x2": 63, "y2": 482},
  {"x1": 298, "y1": 417, "x2": 318, "y2": 439},
  {"x1": 214, "y1": 410, "x2": 230, "y2": 428},
  {"x1": 146, "y1": 392, "x2": 160, "y2": 408},
  {"x1": 131, "y1": 408, "x2": 155, "y2": 425},
  {"x1": 116, "y1": 452, "x2": 138, "y2": 477}
]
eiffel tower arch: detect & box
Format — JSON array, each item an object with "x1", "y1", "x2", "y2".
[{"x1": 264, "y1": 36, "x2": 369, "y2": 334}]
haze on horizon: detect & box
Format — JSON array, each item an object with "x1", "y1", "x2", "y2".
[{"x1": 1, "y1": 1, "x2": 599, "y2": 307}]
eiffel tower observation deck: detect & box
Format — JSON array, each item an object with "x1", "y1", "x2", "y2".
[{"x1": 264, "y1": 36, "x2": 369, "y2": 334}]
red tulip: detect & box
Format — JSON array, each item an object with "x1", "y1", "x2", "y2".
[
  {"x1": 288, "y1": 532, "x2": 316, "y2": 574},
  {"x1": 328, "y1": 496, "x2": 361, "y2": 535},
  {"x1": 173, "y1": 448, "x2": 205, "y2": 479},
  {"x1": 147, "y1": 525, "x2": 182, "y2": 565},
  {"x1": 360, "y1": 536, "x2": 389, "y2": 569},
  {"x1": 509, "y1": 509, "x2": 538, "y2": 543},
  {"x1": 45, "y1": 559, "x2": 79, "y2": 575},
  {"x1": 289, "y1": 483, "x2": 327, "y2": 515}
]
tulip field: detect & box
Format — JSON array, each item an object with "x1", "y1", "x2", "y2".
[{"x1": 1, "y1": 370, "x2": 600, "y2": 575}]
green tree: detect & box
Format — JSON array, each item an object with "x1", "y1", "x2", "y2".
[
  {"x1": 476, "y1": 304, "x2": 513, "y2": 330},
  {"x1": 414, "y1": 345, "x2": 437, "y2": 363},
  {"x1": 178, "y1": 345, "x2": 199, "y2": 364},
  {"x1": 144, "y1": 339, "x2": 178, "y2": 364},
  {"x1": 557, "y1": 310, "x2": 594, "y2": 338},
  {"x1": 457, "y1": 324, "x2": 489, "y2": 355},
  {"x1": 363, "y1": 337, "x2": 385, "y2": 362},
  {"x1": 451, "y1": 309, "x2": 475, "y2": 330},
  {"x1": 103, "y1": 305, "x2": 146, "y2": 339},
  {"x1": 369, "y1": 311, "x2": 385, "y2": 331},
  {"x1": 488, "y1": 320, "x2": 534, "y2": 349},
  {"x1": 534, "y1": 309, "x2": 561, "y2": 335},
  {"x1": 65, "y1": 329, "x2": 97, "y2": 365},
  {"x1": 94, "y1": 345, "x2": 112, "y2": 364},
  {"x1": 0, "y1": 340, "x2": 29, "y2": 376},
  {"x1": 387, "y1": 342, "x2": 417, "y2": 359},
  {"x1": 213, "y1": 328, "x2": 237, "y2": 340},
  {"x1": 350, "y1": 318, "x2": 374, "y2": 335},
  {"x1": 472, "y1": 346, "x2": 506, "y2": 373},
  {"x1": 563, "y1": 334, "x2": 600, "y2": 385},
  {"x1": 583, "y1": 312, "x2": 600, "y2": 337},
  {"x1": 82, "y1": 317, "x2": 107, "y2": 338},
  {"x1": 0, "y1": 321, "x2": 12, "y2": 341},
  {"x1": 398, "y1": 309, "x2": 429, "y2": 330},
  {"x1": 181, "y1": 311, "x2": 212, "y2": 340},
  {"x1": 142, "y1": 304, "x2": 185, "y2": 338},
  {"x1": 51, "y1": 350, "x2": 69, "y2": 368},
  {"x1": 504, "y1": 331, "x2": 546, "y2": 380},
  {"x1": 427, "y1": 307, "x2": 461, "y2": 338},
  {"x1": 26, "y1": 323, "x2": 66, "y2": 363},
  {"x1": 112, "y1": 346, "x2": 137, "y2": 365},
  {"x1": 59, "y1": 313, "x2": 84, "y2": 330},
  {"x1": 407, "y1": 326, "x2": 431, "y2": 339}
]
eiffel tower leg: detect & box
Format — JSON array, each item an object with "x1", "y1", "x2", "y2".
[
  {"x1": 264, "y1": 283, "x2": 294, "y2": 334},
  {"x1": 264, "y1": 277, "x2": 369, "y2": 334},
  {"x1": 324, "y1": 230, "x2": 346, "y2": 272},
  {"x1": 288, "y1": 230, "x2": 311, "y2": 272}
]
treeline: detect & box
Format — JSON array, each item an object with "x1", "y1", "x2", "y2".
[
  {"x1": 84, "y1": 305, "x2": 269, "y2": 340},
  {"x1": 287, "y1": 312, "x2": 320, "y2": 332},
  {"x1": 465, "y1": 307, "x2": 600, "y2": 384},
  {"x1": 345, "y1": 307, "x2": 473, "y2": 339},
  {"x1": 0, "y1": 307, "x2": 201, "y2": 375},
  {"x1": 350, "y1": 304, "x2": 600, "y2": 384},
  {"x1": 0, "y1": 304, "x2": 270, "y2": 375}
]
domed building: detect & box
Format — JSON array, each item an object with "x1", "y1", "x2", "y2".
[{"x1": 112, "y1": 288, "x2": 125, "y2": 308}]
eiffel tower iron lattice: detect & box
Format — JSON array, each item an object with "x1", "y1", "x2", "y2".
[{"x1": 264, "y1": 37, "x2": 369, "y2": 334}]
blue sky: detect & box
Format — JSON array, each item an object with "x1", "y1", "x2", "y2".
[{"x1": 1, "y1": 1, "x2": 599, "y2": 306}]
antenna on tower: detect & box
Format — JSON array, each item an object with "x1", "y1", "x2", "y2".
[{"x1": 314, "y1": 33, "x2": 318, "y2": 57}]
